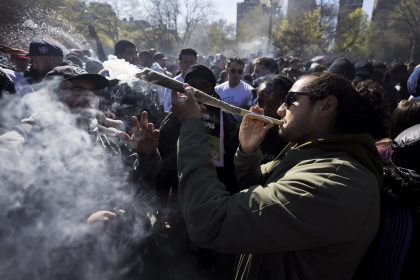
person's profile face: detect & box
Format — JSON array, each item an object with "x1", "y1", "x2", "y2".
[
  {"x1": 252, "y1": 64, "x2": 269, "y2": 80},
  {"x1": 277, "y1": 78, "x2": 318, "y2": 144},
  {"x1": 179, "y1": 55, "x2": 197, "y2": 75},
  {"x1": 31, "y1": 56, "x2": 53, "y2": 74},
  {"x1": 123, "y1": 48, "x2": 139, "y2": 65},
  {"x1": 256, "y1": 83, "x2": 284, "y2": 119}
]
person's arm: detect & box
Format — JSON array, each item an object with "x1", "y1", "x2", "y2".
[
  {"x1": 234, "y1": 145, "x2": 281, "y2": 190},
  {"x1": 95, "y1": 39, "x2": 107, "y2": 62},
  {"x1": 233, "y1": 147, "x2": 263, "y2": 188},
  {"x1": 88, "y1": 25, "x2": 107, "y2": 62},
  {"x1": 132, "y1": 147, "x2": 161, "y2": 181}
]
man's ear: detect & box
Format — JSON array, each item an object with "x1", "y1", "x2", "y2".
[{"x1": 319, "y1": 95, "x2": 338, "y2": 117}]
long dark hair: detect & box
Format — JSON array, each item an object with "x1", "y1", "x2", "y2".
[
  {"x1": 391, "y1": 99, "x2": 420, "y2": 138},
  {"x1": 304, "y1": 72, "x2": 378, "y2": 135}
]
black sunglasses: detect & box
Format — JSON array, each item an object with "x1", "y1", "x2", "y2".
[
  {"x1": 229, "y1": 68, "x2": 243, "y2": 75},
  {"x1": 283, "y1": 91, "x2": 314, "y2": 107}
]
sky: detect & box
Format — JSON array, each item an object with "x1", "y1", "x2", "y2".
[
  {"x1": 213, "y1": 0, "x2": 241, "y2": 25},
  {"x1": 362, "y1": 0, "x2": 375, "y2": 21},
  {"x1": 89, "y1": 0, "x2": 242, "y2": 24}
]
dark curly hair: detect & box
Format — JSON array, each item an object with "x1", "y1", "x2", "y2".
[
  {"x1": 391, "y1": 99, "x2": 420, "y2": 138},
  {"x1": 227, "y1": 57, "x2": 245, "y2": 68},
  {"x1": 253, "y1": 57, "x2": 278, "y2": 74},
  {"x1": 303, "y1": 72, "x2": 379, "y2": 135},
  {"x1": 258, "y1": 74, "x2": 293, "y2": 97},
  {"x1": 114, "y1": 39, "x2": 136, "y2": 58},
  {"x1": 179, "y1": 48, "x2": 197, "y2": 60},
  {"x1": 355, "y1": 80, "x2": 390, "y2": 139}
]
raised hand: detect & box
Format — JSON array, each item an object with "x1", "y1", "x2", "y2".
[
  {"x1": 119, "y1": 111, "x2": 159, "y2": 156},
  {"x1": 239, "y1": 105, "x2": 273, "y2": 154},
  {"x1": 88, "y1": 25, "x2": 99, "y2": 39}
]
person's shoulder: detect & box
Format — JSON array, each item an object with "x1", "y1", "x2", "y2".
[
  {"x1": 240, "y1": 80, "x2": 254, "y2": 90},
  {"x1": 215, "y1": 81, "x2": 229, "y2": 90},
  {"x1": 151, "y1": 63, "x2": 164, "y2": 73},
  {"x1": 288, "y1": 149, "x2": 374, "y2": 180},
  {"x1": 174, "y1": 74, "x2": 184, "y2": 82},
  {"x1": 1, "y1": 67, "x2": 14, "y2": 75}
]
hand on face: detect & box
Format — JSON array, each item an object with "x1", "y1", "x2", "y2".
[
  {"x1": 239, "y1": 105, "x2": 273, "y2": 154},
  {"x1": 119, "y1": 111, "x2": 159, "y2": 157},
  {"x1": 170, "y1": 84, "x2": 202, "y2": 121}
]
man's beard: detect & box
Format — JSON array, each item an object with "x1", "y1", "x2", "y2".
[
  {"x1": 71, "y1": 108, "x2": 100, "y2": 130},
  {"x1": 278, "y1": 117, "x2": 312, "y2": 144}
]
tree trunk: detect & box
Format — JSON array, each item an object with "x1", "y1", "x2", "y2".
[{"x1": 410, "y1": 37, "x2": 416, "y2": 61}]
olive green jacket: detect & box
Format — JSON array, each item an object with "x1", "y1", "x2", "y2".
[{"x1": 177, "y1": 118, "x2": 382, "y2": 280}]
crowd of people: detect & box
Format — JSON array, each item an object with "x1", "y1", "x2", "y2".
[{"x1": 0, "y1": 36, "x2": 420, "y2": 280}]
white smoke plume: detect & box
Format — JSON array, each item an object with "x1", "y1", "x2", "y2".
[
  {"x1": 0, "y1": 82, "x2": 155, "y2": 280},
  {"x1": 103, "y1": 56, "x2": 141, "y2": 86}
]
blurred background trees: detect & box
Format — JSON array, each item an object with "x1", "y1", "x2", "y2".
[
  {"x1": 0, "y1": 0, "x2": 419, "y2": 61},
  {"x1": 0, "y1": 0, "x2": 218, "y2": 56}
]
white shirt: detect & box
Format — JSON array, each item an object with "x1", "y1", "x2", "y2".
[
  {"x1": 149, "y1": 63, "x2": 167, "y2": 105},
  {"x1": 150, "y1": 62, "x2": 165, "y2": 74},
  {"x1": 214, "y1": 80, "x2": 254, "y2": 109},
  {"x1": 163, "y1": 74, "x2": 184, "y2": 113}
]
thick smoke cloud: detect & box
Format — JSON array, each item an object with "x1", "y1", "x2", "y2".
[{"x1": 0, "y1": 83, "x2": 153, "y2": 279}]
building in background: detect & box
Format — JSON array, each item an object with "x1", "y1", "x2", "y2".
[
  {"x1": 335, "y1": 0, "x2": 362, "y2": 38},
  {"x1": 236, "y1": 0, "x2": 283, "y2": 46},
  {"x1": 371, "y1": 0, "x2": 400, "y2": 23},
  {"x1": 337, "y1": 0, "x2": 402, "y2": 24},
  {"x1": 284, "y1": 0, "x2": 317, "y2": 18},
  {"x1": 336, "y1": 0, "x2": 401, "y2": 36}
]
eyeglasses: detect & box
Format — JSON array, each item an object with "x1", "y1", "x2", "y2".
[
  {"x1": 283, "y1": 91, "x2": 315, "y2": 107},
  {"x1": 229, "y1": 68, "x2": 243, "y2": 75}
]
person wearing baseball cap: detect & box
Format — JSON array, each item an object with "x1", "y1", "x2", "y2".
[
  {"x1": 153, "y1": 52, "x2": 167, "y2": 67},
  {"x1": 211, "y1": 53, "x2": 227, "y2": 81},
  {"x1": 26, "y1": 40, "x2": 65, "y2": 84},
  {"x1": 45, "y1": 65, "x2": 109, "y2": 109}
]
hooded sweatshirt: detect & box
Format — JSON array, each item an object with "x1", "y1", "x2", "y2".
[{"x1": 177, "y1": 118, "x2": 381, "y2": 280}]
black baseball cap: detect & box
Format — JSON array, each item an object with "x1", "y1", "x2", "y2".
[
  {"x1": 184, "y1": 64, "x2": 216, "y2": 88},
  {"x1": 327, "y1": 57, "x2": 356, "y2": 81},
  {"x1": 45, "y1": 65, "x2": 110, "y2": 90},
  {"x1": 29, "y1": 40, "x2": 64, "y2": 57},
  {"x1": 153, "y1": 52, "x2": 167, "y2": 61}
]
